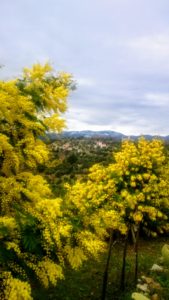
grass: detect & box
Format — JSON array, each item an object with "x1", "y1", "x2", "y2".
[{"x1": 33, "y1": 237, "x2": 169, "y2": 300}]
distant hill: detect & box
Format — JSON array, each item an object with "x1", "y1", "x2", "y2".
[
  {"x1": 47, "y1": 130, "x2": 169, "y2": 141},
  {"x1": 60, "y1": 130, "x2": 125, "y2": 139}
]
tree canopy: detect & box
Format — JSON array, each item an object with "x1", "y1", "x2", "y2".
[{"x1": 0, "y1": 63, "x2": 86, "y2": 300}]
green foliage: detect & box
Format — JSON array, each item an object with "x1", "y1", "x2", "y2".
[
  {"x1": 31, "y1": 238, "x2": 168, "y2": 300},
  {"x1": 161, "y1": 244, "x2": 169, "y2": 266}
]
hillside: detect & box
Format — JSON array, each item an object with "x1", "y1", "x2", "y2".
[{"x1": 47, "y1": 130, "x2": 169, "y2": 141}]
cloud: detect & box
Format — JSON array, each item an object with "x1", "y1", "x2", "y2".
[
  {"x1": 129, "y1": 34, "x2": 169, "y2": 56},
  {"x1": 144, "y1": 92, "x2": 169, "y2": 106},
  {"x1": 1, "y1": 0, "x2": 169, "y2": 135},
  {"x1": 126, "y1": 34, "x2": 169, "y2": 73},
  {"x1": 76, "y1": 77, "x2": 96, "y2": 87}
]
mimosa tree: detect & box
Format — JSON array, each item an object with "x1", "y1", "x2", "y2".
[
  {"x1": 0, "y1": 63, "x2": 73, "y2": 299},
  {"x1": 65, "y1": 138, "x2": 169, "y2": 297},
  {"x1": 0, "y1": 63, "x2": 105, "y2": 300},
  {"x1": 112, "y1": 138, "x2": 169, "y2": 287},
  {"x1": 65, "y1": 163, "x2": 127, "y2": 300}
]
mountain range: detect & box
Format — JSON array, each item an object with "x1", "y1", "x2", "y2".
[{"x1": 47, "y1": 130, "x2": 169, "y2": 141}]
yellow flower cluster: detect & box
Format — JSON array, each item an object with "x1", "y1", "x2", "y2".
[
  {"x1": 0, "y1": 216, "x2": 17, "y2": 238},
  {"x1": 35, "y1": 258, "x2": 64, "y2": 288},
  {"x1": 76, "y1": 231, "x2": 106, "y2": 257},
  {"x1": 64, "y1": 246, "x2": 87, "y2": 269},
  {"x1": 33, "y1": 198, "x2": 72, "y2": 255},
  {"x1": 1, "y1": 272, "x2": 32, "y2": 300},
  {"x1": 5, "y1": 241, "x2": 21, "y2": 255},
  {"x1": 23, "y1": 63, "x2": 52, "y2": 79},
  {"x1": 0, "y1": 63, "x2": 73, "y2": 298}
]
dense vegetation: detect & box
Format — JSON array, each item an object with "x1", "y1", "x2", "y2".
[
  {"x1": 41, "y1": 138, "x2": 121, "y2": 196},
  {"x1": 0, "y1": 63, "x2": 169, "y2": 300}
]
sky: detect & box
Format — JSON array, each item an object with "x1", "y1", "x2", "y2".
[{"x1": 1, "y1": 0, "x2": 169, "y2": 135}]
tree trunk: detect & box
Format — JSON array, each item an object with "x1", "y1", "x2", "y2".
[
  {"x1": 101, "y1": 230, "x2": 114, "y2": 300},
  {"x1": 134, "y1": 224, "x2": 140, "y2": 284},
  {"x1": 120, "y1": 228, "x2": 129, "y2": 291}
]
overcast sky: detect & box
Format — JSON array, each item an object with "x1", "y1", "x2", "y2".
[{"x1": 1, "y1": 0, "x2": 169, "y2": 135}]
